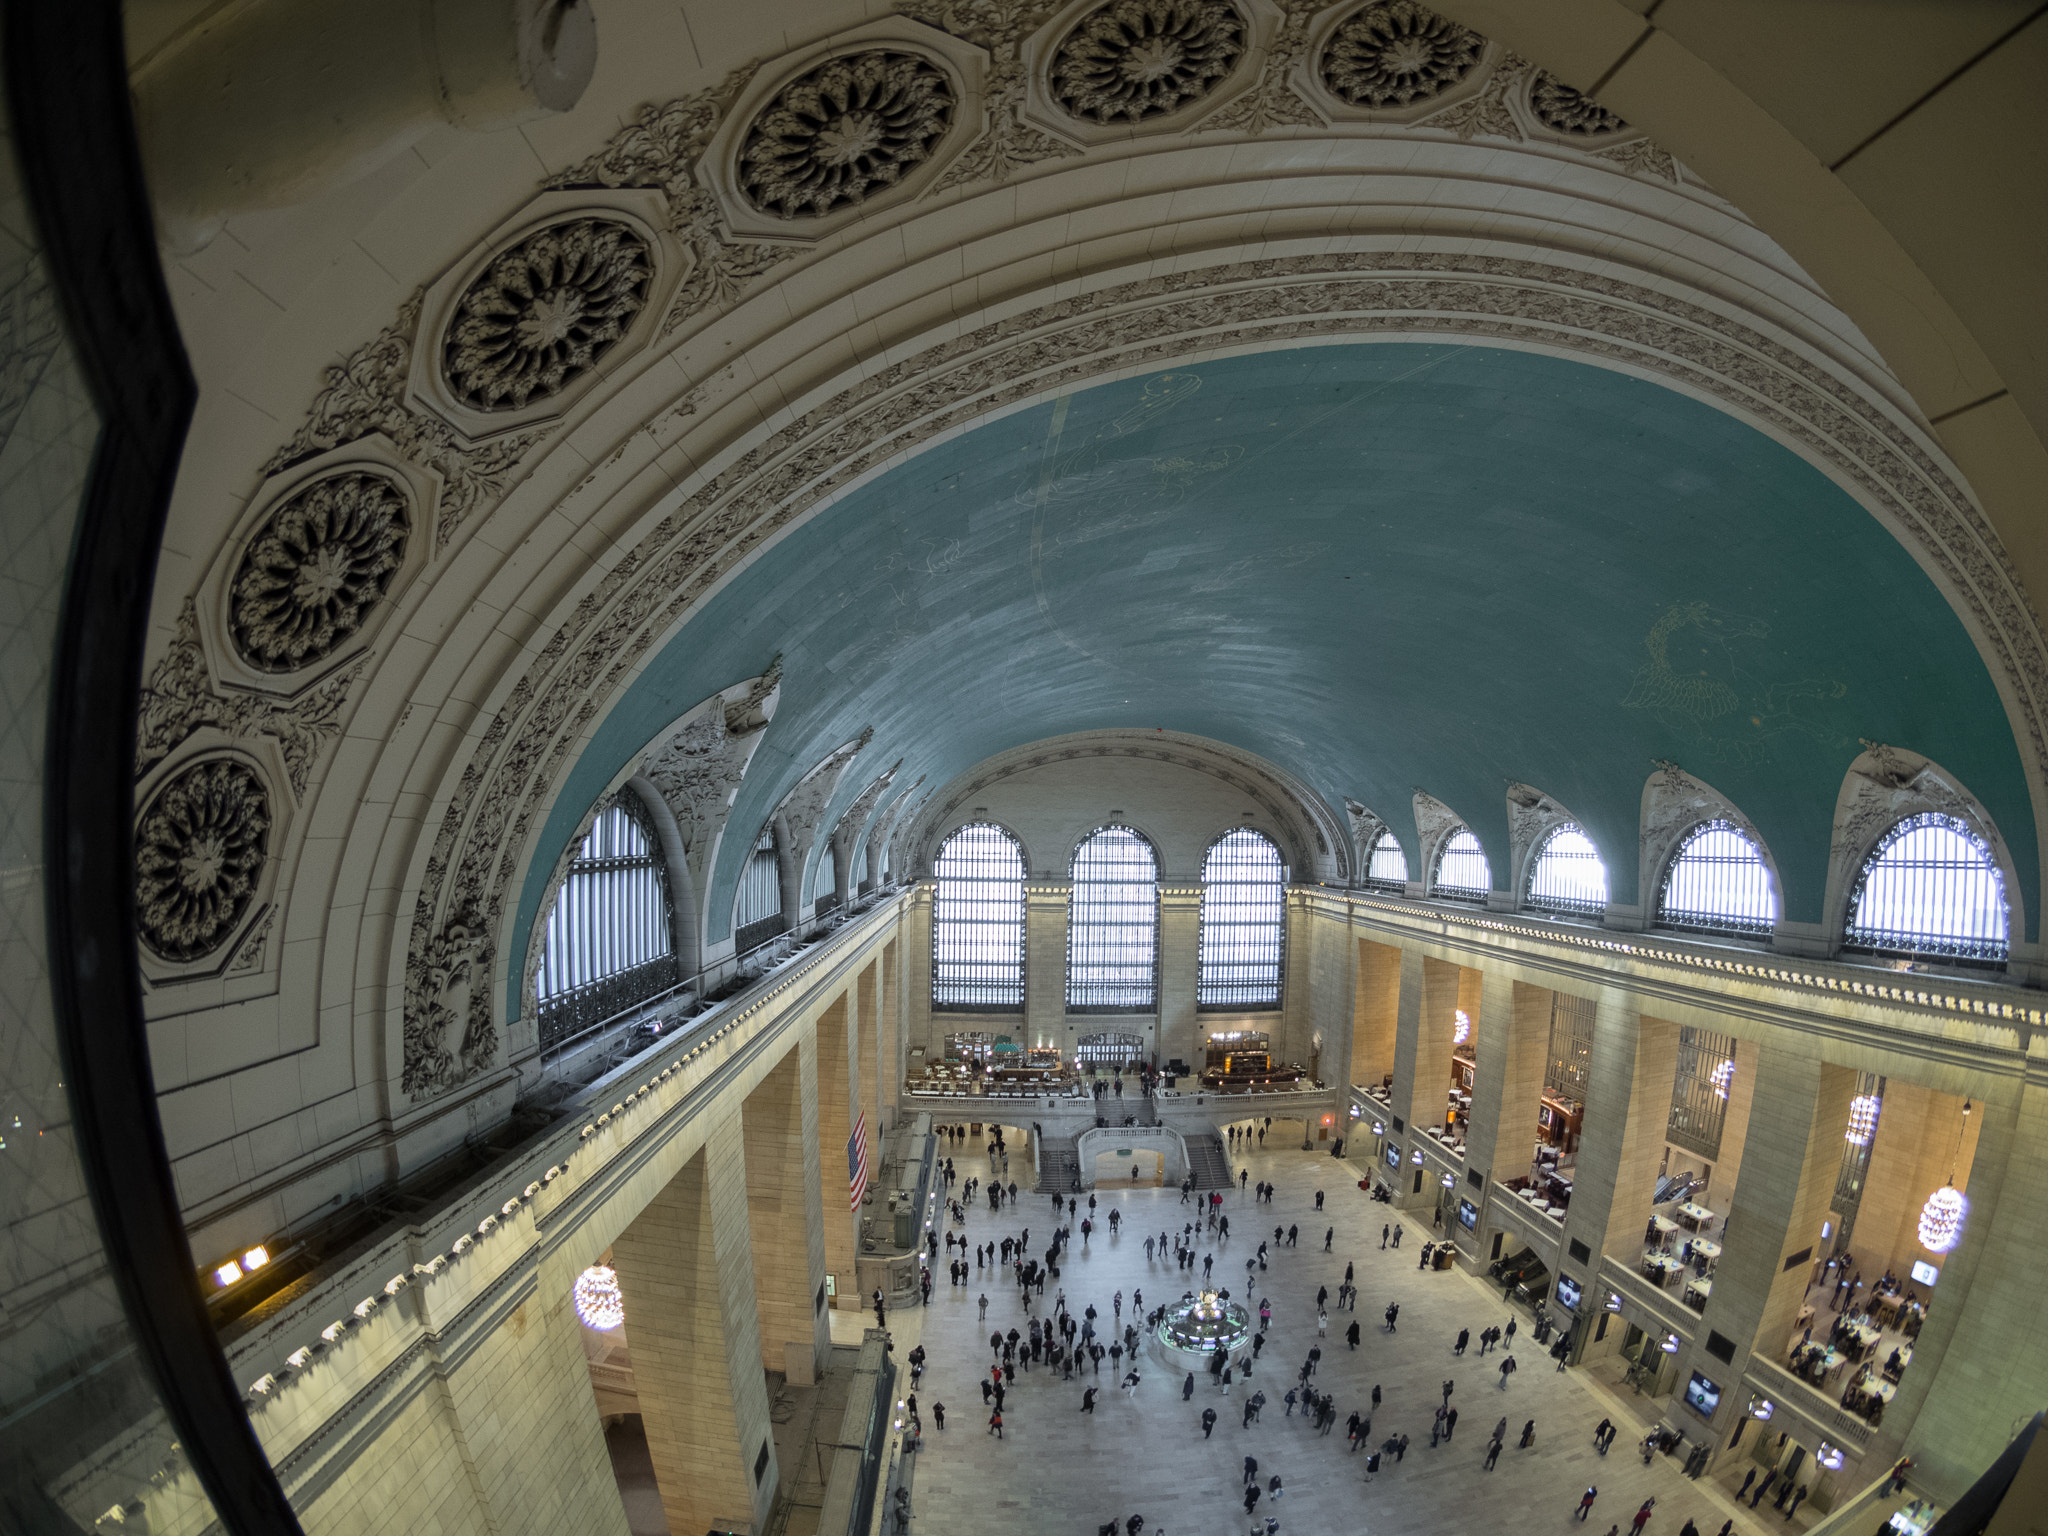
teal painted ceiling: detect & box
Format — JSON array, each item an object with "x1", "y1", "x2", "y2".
[{"x1": 510, "y1": 343, "x2": 2036, "y2": 1008}]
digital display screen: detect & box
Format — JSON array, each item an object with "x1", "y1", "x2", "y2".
[
  {"x1": 1555, "y1": 1274, "x2": 1582, "y2": 1311},
  {"x1": 1910, "y1": 1259, "x2": 1939, "y2": 1286},
  {"x1": 1684, "y1": 1372, "x2": 1722, "y2": 1418},
  {"x1": 1458, "y1": 1199, "x2": 1478, "y2": 1230},
  {"x1": 1385, "y1": 1142, "x2": 1402, "y2": 1170}
]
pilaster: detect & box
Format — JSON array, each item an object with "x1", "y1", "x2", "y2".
[
  {"x1": 1024, "y1": 881, "x2": 1070, "y2": 1050},
  {"x1": 1157, "y1": 884, "x2": 1202, "y2": 1072},
  {"x1": 742, "y1": 1037, "x2": 831, "y2": 1384},
  {"x1": 611, "y1": 1122, "x2": 778, "y2": 1535},
  {"x1": 814, "y1": 994, "x2": 859, "y2": 1302},
  {"x1": 1556, "y1": 998, "x2": 1679, "y2": 1274},
  {"x1": 1461, "y1": 975, "x2": 1552, "y2": 1254},
  {"x1": 1351, "y1": 937, "x2": 1400, "y2": 1090}
]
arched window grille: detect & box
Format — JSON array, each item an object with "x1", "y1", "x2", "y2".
[
  {"x1": 1525, "y1": 823, "x2": 1608, "y2": 917},
  {"x1": 932, "y1": 823, "x2": 1026, "y2": 1009},
  {"x1": 536, "y1": 801, "x2": 677, "y2": 1048},
  {"x1": 1067, "y1": 826, "x2": 1159, "y2": 1010},
  {"x1": 813, "y1": 844, "x2": 839, "y2": 914},
  {"x1": 1431, "y1": 827, "x2": 1491, "y2": 902},
  {"x1": 733, "y1": 827, "x2": 783, "y2": 953},
  {"x1": 1832, "y1": 1072, "x2": 1884, "y2": 1247},
  {"x1": 1667, "y1": 1025, "x2": 1736, "y2": 1160},
  {"x1": 1365, "y1": 830, "x2": 1409, "y2": 893},
  {"x1": 1844, "y1": 812, "x2": 2008, "y2": 964},
  {"x1": 1656, "y1": 819, "x2": 1775, "y2": 938},
  {"x1": 1198, "y1": 828, "x2": 1286, "y2": 1010}
]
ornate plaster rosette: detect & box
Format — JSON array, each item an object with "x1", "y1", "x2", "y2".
[
  {"x1": 1051, "y1": 0, "x2": 1246, "y2": 125},
  {"x1": 228, "y1": 470, "x2": 409, "y2": 672},
  {"x1": 1318, "y1": 1, "x2": 1482, "y2": 109},
  {"x1": 137, "y1": 759, "x2": 271, "y2": 963},
  {"x1": 1529, "y1": 71, "x2": 1627, "y2": 135},
  {"x1": 738, "y1": 52, "x2": 957, "y2": 218},
  {"x1": 442, "y1": 217, "x2": 652, "y2": 411}
]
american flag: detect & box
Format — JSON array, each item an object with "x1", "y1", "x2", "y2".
[{"x1": 848, "y1": 1112, "x2": 869, "y2": 1211}]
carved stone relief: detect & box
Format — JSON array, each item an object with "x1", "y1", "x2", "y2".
[
  {"x1": 772, "y1": 730, "x2": 876, "y2": 884},
  {"x1": 866, "y1": 773, "x2": 926, "y2": 880},
  {"x1": 1344, "y1": 796, "x2": 1387, "y2": 873},
  {"x1": 1639, "y1": 760, "x2": 1774, "y2": 916},
  {"x1": 1051, "y1": 0, "x2": 1247, "y2": 124},
  {"x1": 639, "y1": 662, "x2": 783, "y2": 896},
  {"x1": 440, "y1": 218, "x2": 653, "y2": 412},
  {"x1": 1528, "y1": 71, "x2": 1627, "y2": 137},
  {"x1": 903, "y1": 0, "x2": 1084, "y2": 188},
  {"x1": 136, "y1": 758, "x2": 271, "y2": 964},
  {"x1": 1318, "y1": 0, "x2": 1481, "y2": 109},
  {"x1": 1504, "y1": 780, "x2": 1576, "y2": 898},
  {"x1": 830, "y1": 759, "x2": 903, "y2": 881},
  {"x1": 402, "y1": 920, "x2": 496, "y2": 1099},
  {"x1": 738, "y1": 52, "x2": 958, "y2": 218},
  {"x1": 228, "y1": 470, "x2": 410, "y2": 674}
]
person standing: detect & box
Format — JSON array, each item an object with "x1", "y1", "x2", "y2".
[
  {"x1": 1786, "y1": 1484, "x2": 1809, "y2": 1519},
  {"x1": 932, "y1": 1402, "x2": 945, "y2": 1430},
  {"x1": 1316, "y1": 1190, "x2": 1325, "y2": 1210},
  {"x1": 1381, "y1": 1224, "x2": 1390, "y2": 1249},
  {"x1": 1347, "y1": 1319, "x2": 1361, "y2": 1350},
  {"x1": 1735, "y1": 1468, "x2": 1755, "y2": 1501},
  {"x1": 1325, "y1": 1227, "x2": 1334, "y2": 1251},
  {"x1": 1081, "y1": 1386, "x2": 1097, "y2": 1413},
  {"x1": 1631, "y1": 1498, "x2": 1655, "y2": 1533},
  {"x1": 1392, "y1": 1224, "x2": 1403, "y2": 1249},
  {"x1": 1456, "y1": 1327, "x2": 1470, "y2": 1355},
  {"x1": 873, "y1": 1287, "x2": 887, "y2": 1327},
  {"x1": 1519, "y1": 1419, "x2": 1535, "y2": 1448},
  {"x1": 1243, "y1": 1455, "x2": 1259, "y2": 1485},
  {"x1": 1445, "y1": 1407, "x2": 1458, "y2": 1440},
  {"x1": 1595, "y1": 1418, "x2": 1613, "y2": 1455},
  {"x1": 988, "y1": 1408, "x2": 1003, "y2": 1438},
  {"x1": 1577, "y1": 1487, "x2": 1599, "y2": 1522},
  {"x1": 1201, "y1": 1406, "x2": 1217, "y2": 1437}
]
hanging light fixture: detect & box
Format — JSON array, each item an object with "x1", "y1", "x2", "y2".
[
  {"x1": 1710, "y1": 1059, "x2": 1735, "y2": 1100},
  {"x1": 1916, "y1": 1100, "x2": 1973, "y2": 1255},
  {"x1": 1453, "y1": 1009, "x2": 1471, "y2": 1046},
  {"x1": 574, "y1": 1264, "x2": 625, "y2": 1330},
  {"x1": 1845, "y1": 1094, "x2": 1881, "y2": 1147}
]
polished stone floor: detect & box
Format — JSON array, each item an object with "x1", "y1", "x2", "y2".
[{"x1": 882, "y1": 1139, "x2": 1795, "y2": 1536}]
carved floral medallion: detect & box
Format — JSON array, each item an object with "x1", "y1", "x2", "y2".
[
  {"x1": 1319, "y1": 0, "x2": 1481, "y2": 109},
  {"x1": 137, "y1": 759, "x2": 271, "y2": 963},
  {"x1": 1529, "y1": 71, "x2": 1627, "y2": 135},
  {"x1": 738, "y1": 52, "x2": 957, "y2": 218},
  {"x1": 1051, "y1": 0, "x2": 1246, "y2": 124},
  {"x1": 229, "y1": 470, "x2": 410, "y2": 673},
  {"x1": 442, "y1": 218, "x2": 652, "y2": 411}
]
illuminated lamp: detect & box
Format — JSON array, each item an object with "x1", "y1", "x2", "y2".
[
  {"x1": 1661, "y1": 1333, "x2": 1680, "y2": 1354},
  {"x1": 242, "y1": 1245, "x2": 270, "y2": 1270},
  {"x1": 1845, "y1": 1095, "x2": 1880, "y2": 1147},
  {"x1": 1710, "y1": 1060, "x2": 1735, "y2": 1100},
  {"x1": 214, "y1": 1260, "x2": 243, "y2": 1287},
  {"x1": 1917, "y1": 1099, "x2": 1974, "y2": 1255},
  {"x1": 574, "y1": 1265, "x2": 625, "y2": 1330},
  {"x1": 1453, "y1": 1009, "x2": 1470, "y2": 1046}
]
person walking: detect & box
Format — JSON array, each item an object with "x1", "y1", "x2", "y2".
[
  {"x1": 1200, "y1": 1405, "x2": 1219, "y2": 1437},
  {"x1": 1456, "y1": 1327, "x2": 1470, "y2": 1355},
  {"x1": 1183, "y1": 1371, "x2": 1195, "y2": 1401},
  {"x1": 978, "y1": 1293, "x2": 988, "y2": 1320},
  {"x1": 1347, "y1": 1319, "x2": 1361, "y2": 1350},
  {"x1": 988, "y1": 1408, "x2": 1003, "y2": 1438},
  {"x1": 1442, "y1": 1378, "x2": 1455, "y2": 1405},
  {"x1": 1577, "y1": 1487, "x2": 1599, "y2": 1522},
  {"x1": 1485, "y1": 1438, "x2": 1503, "y2": 1471},
  {"x1": 1384, "y1": 1303, "x2": 1399, "y2": 1332},
  {"x1": 1751, "y1": 1471, "x2": 1777, "y2": 1509},
  {"x1": 1242, "y1": 1485, "x2": 1261, "y2": 1517},
  {"x1": 1594, "y1": 1418, "x2": 1612, "y2": 1453},
  {"x1": 1243, "y1": 1455, "x2": 1259, "y2": 1485},
  {"x1": 1499, "y1": 1355, "x2": 1517, "y2": 1388},
  {"x1": 1631, "y1": 1498, "x2": 1655, "y2": 1533},
  {"x1": 1381, "y1": 1224, "x2": 1390, "y2": 1249},
  {"x1": 1081, "y1": 1386, "x2": 1098, "y2": 1413},
  {"x1": 1325, "y1": 1227, "x2": 1334, "y2": 1251},
  {"x1": 1318, "y1": 1309, "x2": 1329, "y2": 1337},
  {"x1": 1735, "y1": 1468, "x2": 1755, "y2": 1501},
  {"x1": 1392, "y1": 1224, "x2": 1403, "y2": 1249},
  {"x1": 1519, "y1": 1419, "x2": 1535, "y2": 1448},
  {"x1": 1445, "y1": 1407, "x2": 1458, "y2": 1440}
]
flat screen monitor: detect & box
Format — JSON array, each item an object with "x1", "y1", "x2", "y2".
[
  {"x1": 1384, "y1": 1142, "x2": 1402, "y2": 1170},
  {"x1": 1910, "y1": 1259, "x2": 1939, "y2": 1286},
  {"x1": 1458, "y1": 1198, "x2": 1478, "y2": 1230},
  {"x1": 1684, "y1": 1371, "x2": 1721, "y2": 1419},
  {"x1": 1555, "y1": 1273, "x2": 1582, "y2": 1312}
]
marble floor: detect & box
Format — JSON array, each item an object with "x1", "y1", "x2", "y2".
[{"x1": 882, "y1": 1140, "x2": 1798, "y2": 1536}]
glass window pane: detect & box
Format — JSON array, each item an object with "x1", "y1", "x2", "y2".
[
  {"x1": 535, "y1": 801, "x2": 677, "y2": 1049},
  {"x1": 1067, "y1": 826, "x2": 1159, "y2": 1009},
  {"x1": 1199, "y1": 829, "x2": 1285, "y2": 1010},
  {"x1": 1845, "y1": 813, "x2": 2008, "y2": 962},
  {"x1": 1525, "y1": 822, "x2": 1608, "y2": 917},
  {"x1": 1366, "y1": 830, "x2": 1409, "y2": 891},
  {"x1": 1656, "y1": 820, "x2": 1775, "y2": 937},
  {"x1": 1432, "y1": 827, "x2": 1491, "y2": 900},
  {"x1": 932, "y1": 823, "x2": 1026, "y2": 1009}
]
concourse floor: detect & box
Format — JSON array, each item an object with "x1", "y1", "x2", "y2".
[{"x1": 891, "y1": 1140, "x2": 1785, "y2": 1536}]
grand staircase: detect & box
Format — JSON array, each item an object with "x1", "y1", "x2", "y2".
[
  {"x1": 1184, "y1": 1131, "x2": 1235, "y2": 1191},
  {"x1": 1034, "y1": 1136, "x2": 1081, "y2": 1193}
]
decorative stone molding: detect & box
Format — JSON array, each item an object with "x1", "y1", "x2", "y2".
[
  {"x1": 1411, "y1": 790, "x2": 1475, "y2": 895},
  {"x1": 441, "y1": 217, "x2": 652, "y2": 413},
  {"x1": 226, "y1": 469, "x2": 410, "y2": 675},
  {"x1": 739, "y1": 51, "x2": 957, "y2": 218},
  {"x1": 1526, "y1": 70, "x2": 1627, "y2": 138},
  {"x1": 771, "y1": 730, "x2": 875, "y2": 900},
  {"x1": 1314, "y1": 0, "x2": 1481, "y2": 111},
  {"x1": 901, "y1": 0, "x2": 1085, "y2": 189},
  {"x1": 1637, "y1": 761, "x2": 1782, "y2": 928},
  {"x1": 865, "y1": 773, "x2": 926, "y2": 883},
  {"x1": 830, "y1": 759, "x2": 903, "y2": 888},
  {"x1": 402, "y1": 244, "x2": 2048, "y2": 1108},
  {"x1": 409, "y1": 192, "x2": 678, "y2": 441},
  {"x1": 137, "y1": 756, "x2": 272, "y2": 965},
  {"x1": 1049, "y1": 0, "x2": 1247, "y2": 124},
  {"x1": 1820, "y1": 744, "x2": 2025, "y2": 963},
  {"x1": 1196, "y1": 0, "x2": 1323, "y2": 135},
  {"x1": 1344, "y1": 796, "x2": 1390, "y2": 874},
  {"x1": 701, "y1": 23, "x2": 987, "y2": 241},
  {"x1": 403, "y1": 918, "x2": 496, "y2": 1099}
]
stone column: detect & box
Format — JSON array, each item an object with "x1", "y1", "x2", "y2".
[
  {"x1": 1460, "y1": 975, "x2": 1552, "y2": 1257},
  {"x1": 1024, "y1": 880, "x2": 1069, "y2": 1054},
  {"x1": 1556, "y1": 998, "x2": 1679, "y2": 1275},
  {"x1": 1157, "y1": 883, "x2": 1202, "y2": 1074},
  {"x1": 1673, "y1": 1046, "x2": 1856, "y2": 1459},
  {"x1": 1389, "y1": 951, "x2": 1460, "y2": 1142},
  {"x1": 1310, "y1": 906, "x2": 1358, "y2": 1141},
  {"x1": 1351, "y1": 938, "x2": 1400, "y2": 1090},
  {"x1": 813, "y1": 996, "x2": 860, "y2": 1304},
  {"x1": 906, "y1": 884, "x2": 934, "y2": 1062},
  {"x1": 1897, "y1": 1083, "x2": 2040, "y2": 1500},
  {"x1": 857, "y1": 958, "x2": 880, "y2": 1177},
  {"x1": 742, "y1": 1038, "x2": 831, "y2": 1385},
  {"x1": 878, "y1": 937, "x2": 900, "y2": 1129},
  {"x1": 611, "y1": 1123, "x2": 778, "y2": 1535}
]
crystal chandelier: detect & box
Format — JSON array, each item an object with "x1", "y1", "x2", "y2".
[
  {"x1": 1453, "y1": 1009, "x2": 1470, "y2": 1046},
  {"x1": 574, "y1": 1264, "x2": 625, "y2": 1330},
  {"x1": 1845, "y1": 1094, "x2": 1880, "y2": 1147},
  {"x1": 1916, "y1": 1099, "x2": 1973, "y2": 1255},
  {"x1": 1710, "y1": 1059, "x2": 1735, "y2": 1100}
]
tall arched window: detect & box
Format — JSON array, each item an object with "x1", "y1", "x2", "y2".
[
  {"x1": 1656, "y1": 819, "x2": 1775, "y2": 938},
  {"x1": 1365, "y1": 830, "x2": 1409, "y2": 893},
  {"x1": 1844, "y1": 812, "x2": 2008, "y2": 963},
  {"x1": 1199, "y1": 828, "x2": 1285, "y2": 1010},
  {"x1": 1431, "y1": 827, "x2": 1491, "y2": 902},
  {"x1": 812, "y1": 844, "x2": 838, "y2": 913},
  {"x1": 537, "y1": 800, "x2": 676, "y2": 1046},
  {"x1": 1525, "y1": 823, "x2": 1608, "y2": 917},
  {"x1": 1068, "y1": 826, "x2": 1159, "y2": 1010},
  {"x1": 733, "y1": 826, "x2": 783, "y2": 953},
  {"x1": 931, "y1": 823, "x2": 1026, "y2": 1009}
]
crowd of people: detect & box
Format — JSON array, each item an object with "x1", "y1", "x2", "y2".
[{"x1": 892, "y1": 1120, "x2": 1765, "y2": 1536}]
